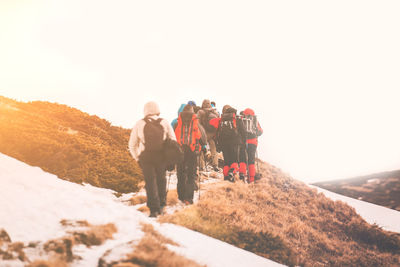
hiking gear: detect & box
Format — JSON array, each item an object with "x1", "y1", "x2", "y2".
[
  {"x1": 129, "y1": 113, "x2": 176, "y2": 162},
  {"x1": 149, "y1": 211, "x2": 159, "y2": 217},
  {"x1": 239, "y1": 173, "x2": 245, "y2": 182},
  {"x1": 187, "y1": 100, "x2": 196, "y2": 106},
  {"x1": 241, "y1": 114, "x2": 258, "y2": 137},
  {"x1": 255, "y1": 149, "x2": 262, "y2": 180},
  {"x1": 224, "y1": 171, "x2": 235, "y2": 182},
  {"x1": 197, "y1": 150, "x2": 201, "y2": 200},
  {"x1": 143, "y1": 117, "x2": 164, "y2": 152},
  {"x1": 218, "y1": 113, "x2": 239, "y2": 143},
  {"x1": 144, "y1": 101, "x2": 160, "y2": 117},
  {"x1": 230, "y1": 162, "x2": 239, "y2": 174},
  {"x1": 175, "y1": 113, "x2": 202, "y2": 152},
  {"x1": 164, "y1": 138, "x2": 184, "y2": 166}
]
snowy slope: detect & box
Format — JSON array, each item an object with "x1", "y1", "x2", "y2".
[
  {"x1": 0, "y1": 153, "x2": 284, "y2": 267},
  {"x1": 310, "y1": 185, "x2": 400, "y2": 233}
]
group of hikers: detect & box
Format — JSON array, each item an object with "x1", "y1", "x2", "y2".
[{"x1": 128, "y1": 100, "x2": 263, "y2": 217}]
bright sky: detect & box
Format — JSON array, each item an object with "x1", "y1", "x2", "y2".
[{"x1": 1, "y1": 0, "x2": 399, "y2": 183}]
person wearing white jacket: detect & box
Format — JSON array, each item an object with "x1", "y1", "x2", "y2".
[{"x1": 128, "y1": 101, "x2": 176, "y2": 217}]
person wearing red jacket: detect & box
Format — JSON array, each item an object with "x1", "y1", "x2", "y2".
[{"x1": 238, "y1": 108, "x2": 263, "y2": 183}]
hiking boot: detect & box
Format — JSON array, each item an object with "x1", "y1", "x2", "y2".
[
  {"x1": 149, "y1": 211, "x2": 160, "y2": 218},
  {"x1": 224, "y1": 172, "x2": 235, "y2": 183},
  {"x1": 160, "y1": 205, "x2": 165, "y2": 215},
  {"x1": 183, "y1": 199, "x2": 193, "y2": 205},
  {"x1": 239, "y1": 174, "x2": 245, "y2": 182}
]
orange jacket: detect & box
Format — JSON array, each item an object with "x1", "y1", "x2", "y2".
[{"x1": 175, "y1": 113, "x2": 202, "y2": 152}]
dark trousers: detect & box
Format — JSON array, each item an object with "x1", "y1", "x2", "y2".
[
  {"x1": 139, "y1": 153, "x2": 167, "y2": 213},
  {"x1": 221, "y1": 144, "x2": 240, "y2": 168},
  {"x1": 177, "y1": 146, "x2": 197, "y2": 202},
  {"x1": 239, "y1": 143, "x2": 257, "y2": 165},
  {"x1": 221, "y1": 144, "x2": 240, "y2": 176}
]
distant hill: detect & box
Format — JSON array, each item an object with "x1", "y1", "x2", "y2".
[
  {"x1": 0, "y1": 95, "x2": 142, "y2": 193},
  {"x1": 313, "y1": 170, "x2": 400, "y2": 211}
]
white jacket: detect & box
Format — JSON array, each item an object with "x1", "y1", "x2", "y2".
[{"x1": 128, "y1": 115, "x2": 176, "y2": 161}]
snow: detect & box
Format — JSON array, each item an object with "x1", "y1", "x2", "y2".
[
  {"x1": 0, "y1": 153, "x2": 283, "y2": 266},
  {"x1": 310, "y1": 185, "x2": 400, "y2": 233}
]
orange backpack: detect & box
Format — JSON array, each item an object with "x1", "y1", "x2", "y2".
[{"x1": 175, "y1": 113, "x2": 201, "y2": 152}]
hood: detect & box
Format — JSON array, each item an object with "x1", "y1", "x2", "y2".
[
  {"x1": 143, "y1": 101, "x2": 160, "y2": 117},
  {"x1": 243, "y1": 108, "x2": 255, "y2": 116},
  {"x1": 222, "y1": 105, "x2": 237, "y2": 115},
  {"x1": 177, "y1": 104, "x2": 186, "y2": 116},
  {"x1": 201, "y1": 99, "x2": 212, "y2": 109},
  {"x1": 180, "y1": 111, "x2": 195, "y2": 125}
]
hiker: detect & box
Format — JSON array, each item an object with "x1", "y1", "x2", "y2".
[
  {"x1": 187, "y1": 100, "x2": 201, "y2": 113},
  {"x1": 171, "y1": 103, "x2": 186, "y2": 130},
  {"x1": 211, "y1": 101, "x2": 220, "y2": 116},
  {"x1": 197, "y1": 99, "x2": 220, "y2": 172},
  {"x1": 128, "y1": 101, "x2": 176, "y2": 217},
  {"x1": 238, "y1": 108, "x2": 263, "y2": 183},
  {"x1": 175, "y1": 104, "x2": 207, "y2": 204},
  {"x1": 211, "y1": 105, "x2": 245, "y2": 182}
]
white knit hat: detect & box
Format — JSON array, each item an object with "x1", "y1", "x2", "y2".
[{"x1": 143, "y1": 101, "x2": 160, "y2": 117}]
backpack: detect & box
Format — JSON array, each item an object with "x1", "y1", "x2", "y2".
[
  {"x1": 143, "y1": 118, "x2": 164, "y2": 152},
  {"x1": 201, "y1": 109, "x2": 218, "y2": 133},
  {"x1": 218, "y1": 113, "x2": 239, "y2": 143},
  {"x1": 241, "y1": 114, "x2": 258, "y2": 137},
  {"x1": 175, "y1": 114, "x2": 201, "y2": 152},
  {"x1": 164, "y1": 138, "x2": 184, "y2": 166}
]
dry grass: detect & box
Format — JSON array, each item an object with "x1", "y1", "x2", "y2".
[
  {"x1": 162, "y1": 161, "x2": 400, "y2": 267},
  {"x1": 133, "y1": 189, "x2": 179, "y2": 215},
  {"x1": 73, "y1": 223, "x2": 117, "y2": 246},
  {"x1": 166, "y1": 189, "x2": 179, "y2": 206},
  {"x1": 41, "y1": 221, "x2": 117, "y2": 263},
  {"x1": 130, "y1": 195, "x2": 147, "y2": 206},
  {"x1": 111, "y1": 223, "x2": 204, "y2": 267},
  {"x1": 27, "y1": 257, "x2": 68, "y2": 267}
]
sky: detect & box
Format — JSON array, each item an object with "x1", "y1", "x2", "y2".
[{"x1": 1, "y1": 0, "x2": 399, "y2": 183}]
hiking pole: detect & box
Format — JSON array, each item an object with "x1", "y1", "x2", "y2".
[
  {"x1": 255, "y1": 149, "x2": 262, "y2": 181},
  {"x1": 166, "y1": 170, "x2": 171, "y2": 195},
  {"x1": 197, "y1": 151, "x2": 201, "y2": 200}
]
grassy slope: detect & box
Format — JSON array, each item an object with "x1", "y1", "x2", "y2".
[
  {"x1": 0, "y1": 96, "x2": 142, "y2": 193},
  {"x1": 313, "y1": 170, "x2": 400, "y2": 211},
  {"x1": 161, "y1": 161, "x2": 400, "y2": 267}
]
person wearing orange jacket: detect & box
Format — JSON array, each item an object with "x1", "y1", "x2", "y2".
[
  {"x1": 238, "y1": 108, "x2": 263, "y2": 183},
  {"x1": 174, "y1": 104, "x2": 207, "y2": 204}
]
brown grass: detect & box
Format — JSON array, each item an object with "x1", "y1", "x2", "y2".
[
  {"x1": 134, "y1": 189, "x2": 179, "y2": 214},
  {"x1": 130, "y1": 195, "x2": 147, "y2": 206},
  {"x1": 112, "y1": 223, "x2": 204, "y2": 267},
  {"x1": 73, "y1": 223, "x2": 117, "y2": 246},
  {"x1": 27, "y1": 257, "x2": 68, "y2": 267},
  {"x1": 162, "y1": 161, "x2": 400, "y2": 267},
  {"x1": 41, "y1": 222, "x2": 117, "y2": 263}
]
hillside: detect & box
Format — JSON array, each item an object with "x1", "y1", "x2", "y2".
[
  {"x1": 0, "y1": 96, "x2": 142, "y2": 193},
  {"x1": 0, "y1": 153, "x2": 282, "y2": 267},
  {"x1": 313, "y1": 170, "x2": 400, "y2": 211},
  {"x1": 161, "y1": 161, "x2": 400, "y2": 267}
]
